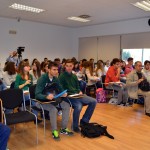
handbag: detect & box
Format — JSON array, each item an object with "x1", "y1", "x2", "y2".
[{"x1": 139, "y1": 79, "x2": 150, "y2": 91}]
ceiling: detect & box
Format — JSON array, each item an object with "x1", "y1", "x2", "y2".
[{"x1": 0, "y1": 0, "x2": 150, "y2": 28}]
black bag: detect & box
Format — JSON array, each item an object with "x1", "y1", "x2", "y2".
[
  {"x1": 139, "y1": 79, "x2": 150, "y2": 91},
  {"x1": 80, "y1": 123, "x2": 114, "y2": 139},
  {"x1": 43, "y1": 82, "x2": 59, "y2": 95}
]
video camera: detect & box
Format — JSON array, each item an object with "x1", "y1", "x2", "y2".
[{"x1": 17, "y1": 47, "x2": 25, "y2": 55}]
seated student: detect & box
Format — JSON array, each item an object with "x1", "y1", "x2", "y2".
[
  {"x1": 142, "y1": 60, "x2": 150, "y2": 83},
  {"x1": 14, "y1": 61, "x2": 41, "y2": 123},
  {"x1": 105, "y1": 58, "x2": 128, "y2": 105},
  {"x1": 83, "y1": 61, "x2": 100, "y2": 86},
  {"x1": 104, "y1": 60, "x2": 110, "y2": 73},
  {"x1": 3, "y1": 62, "x2": 17, "y2": 87},
  {"x1": 59, "y1": 59, "x2": 97, "y2": 133},
  {"x1": 41, "y1": 62, "x2": 49, "y2": 75},
  {"x1": 125, "y1": 57, "x2": 134, "y2": 75},
  {"x1": 29, "y1": 60, "x2": 41, "y2": 84},
  {"x1": 35, "y1": 62, "x2": 73, "y2": 140},
  {"x1": 126, "y1": 61, "x2": 150, "y2": 117},
  {"x1": 0, "y1": 123, "x2": 10, "y2": 150}
]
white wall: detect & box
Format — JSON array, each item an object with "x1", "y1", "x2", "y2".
[
  {"x1": 1, "y1": 17, "x2": 150, "y2": 66},
  {"x1": 0, "y1": 17, "x2": 73, "y2": 66},
  {"x1": 72, "y1": 17, "x2": 150, "y2": 60}
]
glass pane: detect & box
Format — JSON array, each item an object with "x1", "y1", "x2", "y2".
[
  {"x1": 143, "y1": 49, "x2": 150, "y2": 63},
  {"x1": 122, "y1": 49, "x2": 142, "y2": 63}
]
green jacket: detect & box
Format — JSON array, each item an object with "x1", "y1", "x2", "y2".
[
  {"x1": 15, "y1": 74, "x2": 33, "y2": 91},
  {"x1": 35, "y1": 73, "x2": 64, "y2": 100},
  {"x1": 59, "y1": 71, "x2": 80, "y2": 95}
]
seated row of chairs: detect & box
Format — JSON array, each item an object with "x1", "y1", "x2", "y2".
[{"x1": 0, "y1": 84, "x2": 74, "y2": 144}]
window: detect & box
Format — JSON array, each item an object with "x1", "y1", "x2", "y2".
[{"x1": 121, "y1": 49, "x2": 150, "y2": 64}]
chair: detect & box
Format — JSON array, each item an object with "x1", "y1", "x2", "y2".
[
  {"x1": 101, "y1": 75, "x2": 116, "y2": 99},
  {"x1": 0, "y1": 88, "x2": 38, "y2": 144},
  {"x1": 29, "y1": 84, "x2": 53, "y2": 136},
  {"x1": 84, "y1": 74, "x2": 97, "y2": 96}
]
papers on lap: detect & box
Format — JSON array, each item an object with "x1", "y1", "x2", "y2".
[{"x1": 68, "y1": 93, "x2": 84, "y2": 98}]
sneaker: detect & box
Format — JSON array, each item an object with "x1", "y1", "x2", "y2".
[
  {"x1": 73, "y1": 127, "x2": 81, "y2": 133},
  {"x1": 60, "y1": 128, "x2": 74, "y2": 136},
  {"x1": 52, "y1": 130, "x2": 60, "y2": 141}
]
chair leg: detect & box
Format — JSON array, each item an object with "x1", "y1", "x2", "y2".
[
  {"x1": 35, "y1": 116, "x2": 38, "y2": 144},
  {"x1": 41, "y1": 107, "x2": 46, "y2": 137}
]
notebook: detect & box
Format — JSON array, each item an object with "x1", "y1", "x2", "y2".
[{"x1": 54, "y1": 90, "x2": 67, "y2": 99}]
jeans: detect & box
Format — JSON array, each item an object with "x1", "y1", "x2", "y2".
[
  {"x1": 107, "y1": 83, "x2": 128, "y2": 104},
  {"x1": 68, "y1": 95, "x2": 97, "y2": 129},
  {"x1": 78, "y1": 80, "x2": 86, "y2": 94},
  {"x1": 41, "y1": 99, "x2": 70, "y2": 131},
  {"x1": 0, "y1": 123, "x2": 10, "y2": 150}
]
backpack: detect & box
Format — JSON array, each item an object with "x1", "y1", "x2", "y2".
[
  {"x1": 96, "y1": 88, "x2": 107, "y2": 103},
  {"x1": 139, "y1": 79, "x2": 150, "y2": 91},
  {"x1": 80, "y1": 123, "x2": 114, "y2": 139}
]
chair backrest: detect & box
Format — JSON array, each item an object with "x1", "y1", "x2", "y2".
[
  {"x1": 84, "y1": 74, "x2": 88, "y2": 83},
  {"x1": 101, "y1": 75, "x2": 106, "y2": 89},
  {"x1": 10, "y1": 81, "x2": 15, "y2": 89},
  {"x1": 0, "y1": 89, "x2": 24, "y2": 109},
  {"x1": 29, "y1": 84, "x2": 36, "y2": 99},
  {"x1": 0, "y1": 99, "x2": 3, "y2": 123}
]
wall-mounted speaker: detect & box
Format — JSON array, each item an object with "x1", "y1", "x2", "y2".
[{"x1": 148, "y1": 19, "x2": 150, "y2": 26}]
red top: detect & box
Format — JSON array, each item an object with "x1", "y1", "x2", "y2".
[{"x1": 105, "y1": 66, "x2": 120, "y2": 86}]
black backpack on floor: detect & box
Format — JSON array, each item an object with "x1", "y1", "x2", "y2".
[{"x1": 80, "y1": 123, "x2": 114, "y2": 139}]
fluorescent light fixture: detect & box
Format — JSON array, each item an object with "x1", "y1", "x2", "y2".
[
  {"x1": 67, "y1": 16, "x2": 91, "y2": 22},
  {"x1": 9, "y1": 3, "x2": 45, "y2": 13},
  {"x1": 132, "y1": 0, "x2": 150, "y2": 11}
]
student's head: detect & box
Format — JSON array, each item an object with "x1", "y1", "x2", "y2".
[
  {"x1": 31, "y1": 58, "x2": 38, "y2": 65},
  {"x1": 44, "y1": 57, "x2": 48, "y2": 62},
  {"x1": 127, "y1": 57, "x2": 133, "y2": 65},
  {"x1": 48, "y1": 62, "x2": 58, "y2": 77},
  {"x1": 74, "y1": 61, "x2": 79, "y2": 69},
  {"x1": 144, "y1": 60, "x2": 150, "y2": 70},
  {"x1": 41, "y1": 61, "x2": 49, "y2": 73},
  {"x1": 23, "y1": 59, "x2": 29, "y2": 64},
  {"x1": 32, "y1": 60, "x2": 41, "y2": 77},
  {"x1": 18, "y1": 61, "x2": 30, "y2": 79},
  {"x1": 105, "y1": 60, "x2": 110, "y2": 66},
  {"x1": 4, "y1": 62, "x2": 16, "y2": 75},
  {"x1": 65, "y1": 59, "x2": 74, "y2": 73},
  {"x1": 110, "y1": 58, "x2": 120, "y2": 69},
  {"x1": 134, "y1": 61, "x2": 142, "y2": 72},
  {"x1": 89, "y1": 58, "x2": 94, "y2": 63},
  {"x1": 54, "y1": 58, "x2": 61, "y2": 65}
]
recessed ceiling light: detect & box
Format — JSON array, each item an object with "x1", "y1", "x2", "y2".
[
  {"x1": 132, "y1": 0, "x2": 150, "y2": 11},
  {"x1": 67, "y1": 16, "x2": 91, "y2": 22},
  {"x1": 9, "y1": 3, "x2": 45, "y2": 13}
]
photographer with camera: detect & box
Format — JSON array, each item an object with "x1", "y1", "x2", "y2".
[
  {"x1": 6, "y1": 47, "x2": 25, "y2": 67},
  {"x1": 6, "y1": 51, "x2": 19, "y2": 66}
]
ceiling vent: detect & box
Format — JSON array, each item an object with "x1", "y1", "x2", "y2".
[{"x1": 78, "y1": 15, "x2": 91, "y2": 19}]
